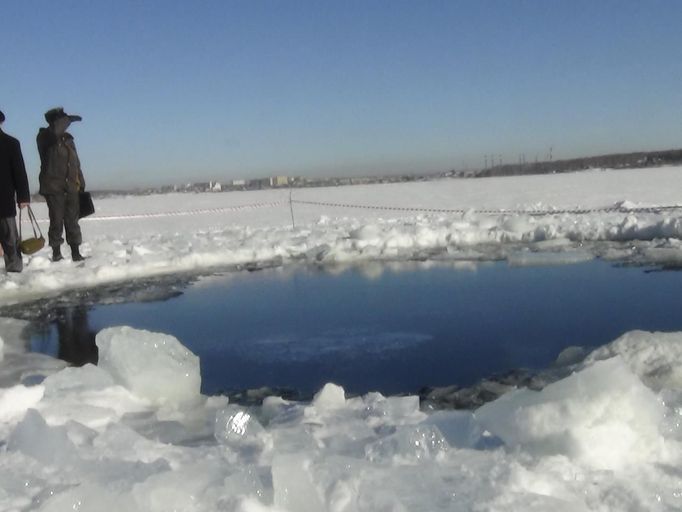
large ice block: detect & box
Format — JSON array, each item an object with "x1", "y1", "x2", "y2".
[{"x1": 96, "y1": 327, "x2": 201, "y2": 405}]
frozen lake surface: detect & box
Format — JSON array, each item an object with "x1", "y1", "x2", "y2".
[
  {"x1": 2, "y1": 168, "x2": 682, "y2": 511},
  {"x1": 22, "y1": 258, "x2": 682, "y2": 399}
]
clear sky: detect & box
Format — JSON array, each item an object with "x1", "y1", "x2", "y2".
[{"x1": 2, "y1": 0, "x2": 681, "y2": 189}]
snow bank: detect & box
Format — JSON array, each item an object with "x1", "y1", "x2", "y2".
[
  {"x1": 0, "y1": 322, "x2": 680, "y2": 511},
  {"x1": 2, "y1": 167, "x2": 682, "y2": 306}
]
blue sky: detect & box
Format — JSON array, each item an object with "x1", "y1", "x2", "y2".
[{"x1": 2, "y1": 0, "x2": 681, "y2": 189}]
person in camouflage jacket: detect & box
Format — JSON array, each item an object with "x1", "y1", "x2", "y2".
[{"x1": 37, "y1": 107, "x2": 86, "y2": 262}]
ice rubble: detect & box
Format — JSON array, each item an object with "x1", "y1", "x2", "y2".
[
  {"x1": 0, "y1": 325, "x2": 679, "y2": 511},
  {"x1": 476, "y1": 358, "x2": 665, "y2": 470}
]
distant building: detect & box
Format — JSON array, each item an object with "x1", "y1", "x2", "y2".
[{"x1": 270, "y1": 176, "x2": 289, "y2": 187}]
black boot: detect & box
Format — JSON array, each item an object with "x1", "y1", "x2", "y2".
[
  {"x1": 52, "y1": 246, "x2": 63, "y2": 262},
  {"x1": 70, "y1": 244, "x2": 85, "y2": 262}
]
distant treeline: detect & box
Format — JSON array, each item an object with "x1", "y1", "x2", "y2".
[{"x1": 478, "y1": 148, "x2": 682, "y2": 178}]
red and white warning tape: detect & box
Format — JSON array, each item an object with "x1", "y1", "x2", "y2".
[
  {"x1": 291, "y1": 199, "x2": 682, "y2": 216},
  {"x1": 27, "y1": 201, "x2": 286, "y2": 223},
  {"x1": 21, "y1": 198, "x2": 682, "y2": 225}
]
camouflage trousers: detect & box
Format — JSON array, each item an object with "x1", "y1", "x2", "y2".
[{"x1": 45, "y1": 193, "x2": 82, "y2": 248}]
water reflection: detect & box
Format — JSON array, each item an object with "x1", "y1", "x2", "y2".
[
  {"x1": 32, "y1": 306, "x2": 98, "y2": 366},
  {"x1": 21, "y1": 259, "x2": 682, "y2": 399}
]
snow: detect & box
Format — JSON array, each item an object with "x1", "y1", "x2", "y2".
[
  {"x1": 2, "y1": 166, "x2": 682, "y2": 306},
  {"x1": 1, "y1": 167, "x2": 682, "y2": 510}
]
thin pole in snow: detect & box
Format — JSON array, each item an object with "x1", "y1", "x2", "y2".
[{"x1": 289, "y1": 186, "x2": 296, "y2": 229}]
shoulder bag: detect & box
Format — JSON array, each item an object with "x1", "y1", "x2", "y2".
[
  {"x1": 19, "y1": 205, "x2": 46, "y2": 255},
  {"x1": 79, "y1": 191, "x2": 95, "y2": 218}
]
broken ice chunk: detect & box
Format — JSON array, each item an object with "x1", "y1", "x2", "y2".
[
  {"x1": 215, "y1": 406, "x2": 271, "y2": 459},
  {"x1": 312, "y1": 383, "x2": 346, "y2": 411},
  {"x1": 96, "y1": 327, "x2": 201, "y2": 405},
  {"x1": 7, "y1": 409, "x2": 77, "y2": 466},
  {"x1": 365, "y1": 424, "x2": 449, "y2": 465}
]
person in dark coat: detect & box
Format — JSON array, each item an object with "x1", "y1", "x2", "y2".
[
  {"x1": 0, "y1": 109, "x2": 31, "y2": 273},
  {"x1": 37, "y1": 107, "x2": 86, "y2": 262}
]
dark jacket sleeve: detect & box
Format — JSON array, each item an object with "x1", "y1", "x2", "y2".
[
  {"x1": 36, "y1": 128, "x2": 51, "y2": 171},
  {"x1": 11, "y1": 139, "x2": 31, "y2": 204}
]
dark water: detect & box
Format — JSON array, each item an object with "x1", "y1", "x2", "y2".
[{"x1": 24, "y1": 260, "x2": 682, "y2": 397}]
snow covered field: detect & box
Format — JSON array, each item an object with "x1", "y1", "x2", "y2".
[
  {"x1": 1, "y1": 167, "x2": 682, "y2": 511},
  {"x1": 2, "y1": 166, "x2": 682, "y2": 306}
]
